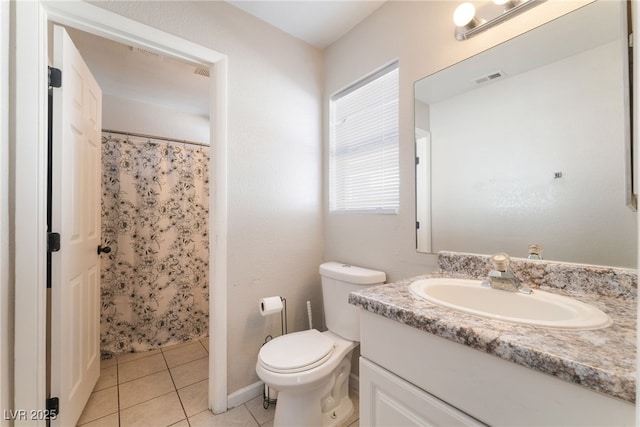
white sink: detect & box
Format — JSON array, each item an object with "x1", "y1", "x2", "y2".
[{"x1": 409, "y1": 278, "x2": 612, "y2": 330}]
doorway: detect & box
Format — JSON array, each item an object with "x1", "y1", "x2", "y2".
[
  {"x1": 60, "y1": 25, "x2": 212, "y2": 359},
  {"x1": 13, "y1": 1, "x2": 229, "y2": 420}
]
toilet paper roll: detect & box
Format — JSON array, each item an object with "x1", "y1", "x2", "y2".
[{"x1": 259, "y1": 296, "x2": 284, "y2": 316}]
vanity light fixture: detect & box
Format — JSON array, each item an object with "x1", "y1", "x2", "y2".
[
  {"x1": 454, "y1": 0, "x2": 545, "y2": 41},
  {"x1": 453, "y1": 3, "x2": 483, "y2": 31}
]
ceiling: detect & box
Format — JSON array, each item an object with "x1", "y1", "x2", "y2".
[
  {"x1": 66, "y1": 26, "x2": 211, "y2": 117},
  {"x1": 65, "y1": 1, "x2": 384, "y2": 119},
  {"x1": 226, "y1": 1, "x2": 386, "y2": 48}
]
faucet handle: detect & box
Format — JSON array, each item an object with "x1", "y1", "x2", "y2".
[
  {"x1": 527, "y1": 244, "x2": 544, "y2": 260},
  {"x1": 491, "y1": 252, "x2": 510, "y2": 272}
]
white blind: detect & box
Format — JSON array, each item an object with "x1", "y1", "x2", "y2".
[{"x1": 330, "y1": 62, "x2": 399, "y2": 214}]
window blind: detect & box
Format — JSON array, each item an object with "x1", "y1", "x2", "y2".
[{"x1": 329, "y1": 62, "x2": 399, "y2": 214}]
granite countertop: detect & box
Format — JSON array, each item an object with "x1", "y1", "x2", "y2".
[{"x1": 349, "y1": 270, "x2": 636, "y2": 404}]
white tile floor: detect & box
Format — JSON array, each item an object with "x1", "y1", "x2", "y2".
[{"x1": 77, "y1": 338, "x2": 360, "y2": 427}]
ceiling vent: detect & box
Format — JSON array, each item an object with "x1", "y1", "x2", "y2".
[
  {"x1": 194, "y1": 66, "x2": 210, "y2": 78},
  {"x1": 474, "y1": 70, "x2": 506, "y2": 84}
]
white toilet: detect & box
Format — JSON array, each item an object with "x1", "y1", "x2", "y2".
[{"x1": 256, "y1": 262, "x2": 385, "y2": 427}]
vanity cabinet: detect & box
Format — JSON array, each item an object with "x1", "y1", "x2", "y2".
[
  {"x1": 358, "y1": 310, "x2": 635, "y2": 427},
  {"x1": 360, "y1": 357, "x2": 484, "y2": 426}
]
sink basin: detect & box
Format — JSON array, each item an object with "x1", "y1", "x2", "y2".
[{"x1": 409, "y1": 278, "x2": 612, "y2": 330}]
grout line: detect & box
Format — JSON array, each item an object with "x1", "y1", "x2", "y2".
[
  {"x1": 118, "y1": 389, "x2": 179, "y2": 420},
  {"x1": 116, "y1": 350, "x2": 162, "y2": 366},
  {"x1": 118, "y1": 376, "x2": 177, "y2": 412},
  {"x1": 161, "y1": 346, "x2": 189, "y2": 422},
  {"x1": 245, "y1": 401, "x2": 261, "y2": 426},
  {"x1": 117, "y1": 363, "x2": 121, "y2": 427},
  {"x1": 117, "y1": 367, "x2": 170, "y2": 387},
  {"x1": 92, "y1": 339, "x2": 212, "y2": 427},
  {"x1": 163, "y1": 351, "x2": 180, "y2": 391},
  {"x1": 77, "y1": 412, "x2": 119, "y2": 427}
]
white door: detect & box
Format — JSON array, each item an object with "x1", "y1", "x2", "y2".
[{"x1": 50, "y1": 25, "x2": 102, "y2": 427}]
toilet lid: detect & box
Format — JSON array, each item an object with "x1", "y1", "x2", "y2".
[{"x1": 259, "y1": 329, "x2": 335, "y2": 373}]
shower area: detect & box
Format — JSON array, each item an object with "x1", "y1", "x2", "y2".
[{"x1": 100, "y1": 130, "x2": 210, "y2": 358}]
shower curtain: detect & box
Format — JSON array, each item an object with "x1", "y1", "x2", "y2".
[{"x1": 100, "y1": 133, "x2": 210, "y2": 358}]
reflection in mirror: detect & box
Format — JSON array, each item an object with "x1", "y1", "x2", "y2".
[{"x1": 414, "y1": 1, "x2": 636, "y2": 268}]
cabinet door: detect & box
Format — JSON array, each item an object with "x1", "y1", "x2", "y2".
[{"x1": 360, "y1": 358, "x2": 486, "y2": 427}]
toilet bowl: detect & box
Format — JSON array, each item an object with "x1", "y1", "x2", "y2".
[
  {"x1": 256, "y1": 262, "x2": 385, "y2": 427},
  {"x1": 257, "y1": 330, "x2": 356, "y2": 426}
]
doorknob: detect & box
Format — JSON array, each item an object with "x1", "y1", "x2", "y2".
[{"x1": 97, "y1": 245, "x2": 111, "y2": 255}]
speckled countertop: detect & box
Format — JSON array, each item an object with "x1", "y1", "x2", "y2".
[{"x1": 349, "y1": 252, "x2": 637, "y2": 404}]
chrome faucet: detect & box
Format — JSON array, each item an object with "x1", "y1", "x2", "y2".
[{"x1": 483, "y1": 253, "x2": 532, "y2": 295}]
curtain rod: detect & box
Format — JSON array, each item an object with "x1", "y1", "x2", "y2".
[{"x1": 102, "y1": 129, "x2": 210, "y2": 148}]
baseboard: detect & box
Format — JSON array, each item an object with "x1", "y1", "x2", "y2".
[{"x1": 227, "y1": 380, "x2": 264, "y2": 409}]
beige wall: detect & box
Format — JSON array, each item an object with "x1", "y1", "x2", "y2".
[
  {"x1": 102, "y1": 93, "x2": 210, "y2": 144},
  {"x1": 83, "y1": 0, "x2": 595, "y2": 398},
  {"x1": 93, "y1": 1, "x2": 324, "y2": 394},
  {"x1": 323, "y1": 0, "x2": 592, "y2": 283}
]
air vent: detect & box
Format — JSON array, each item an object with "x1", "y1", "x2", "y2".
[
  {"x1": 194, "y1": 66, "x2": 210, "y2": 78},
  {"x1": 474, "y1": 70, "x2": 506, "y2": 84}
]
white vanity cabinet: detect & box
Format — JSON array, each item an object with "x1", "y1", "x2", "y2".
[
  {"x1": 360, "y1": 357, "x2": 485, "y2": 426},
  {"x1": 358, "y1": 310, "x2": 635, "y2": 427}
]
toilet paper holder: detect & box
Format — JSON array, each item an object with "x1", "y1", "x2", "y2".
[
  {"x1": 260, "y1": 296, "x2": 288, "y2": 336},
  {"x1": 259, "y1": 296, "x2": 287, "y2": 410},
  {"x1": 278, "y1": 297, "x2": 287, "y2": 336}
]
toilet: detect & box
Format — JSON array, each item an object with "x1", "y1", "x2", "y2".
[{"x1": 256, "y1": 262, "x2": 385, "y2": 427}]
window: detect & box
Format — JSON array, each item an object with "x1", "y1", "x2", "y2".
[{"x1": 329, "y1": 62, "x2": 399, "y2": 214}]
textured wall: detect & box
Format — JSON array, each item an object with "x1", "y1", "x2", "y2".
[
  {"x1": 102, "y1": 94, "x2": 210, "y2": 144},
  {"x1": 93, "y1": 0, "x2": 324, "y2": 394},
  {"x1": 323, "y1": 1, "x2": 593, "y2": 282}
]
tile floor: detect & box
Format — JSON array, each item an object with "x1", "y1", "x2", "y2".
[{"x1": 77, "y1": 338, "x2": 360, "y2": 427}]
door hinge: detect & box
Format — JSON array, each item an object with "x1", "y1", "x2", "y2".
[
  {"x1": 48, "y1": 67, "x2": 61, "y2": 89},
  {"x1": 48, "y1": 232, "x2": 61, "y2": 252},
  {"x1": 416, "y1": 221, "x2": 420, "y2": 229},
  {"x1": 46, "y1": 397, "x2": 59, "y2": 419},
  {"x1": 415, "y1": 156, "x2": 420, "y2": 166}
]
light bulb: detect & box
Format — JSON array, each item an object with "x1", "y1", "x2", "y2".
[
  {"x1": 453, "y1": 2, "x2": 476, "y2": 27},
  {"x1": 493, "y1": 0, "x2": 509, "y2": 5}
]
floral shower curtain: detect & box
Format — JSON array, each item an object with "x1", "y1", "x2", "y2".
[{"x1": 100, "y1": 133, "x2": 209, "y2": 358}]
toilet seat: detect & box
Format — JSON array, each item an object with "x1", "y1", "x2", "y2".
[{"x1": 259, "y1": 329, "x2": 335, "y2": 374}]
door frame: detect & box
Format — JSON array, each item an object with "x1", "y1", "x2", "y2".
[{"x1": 13, "y1": 1, "x2": 229, "y2": 420}]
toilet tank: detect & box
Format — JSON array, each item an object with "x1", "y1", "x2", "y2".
[{"x1": 319, "y1": 262, "x2": 386, "y2": 341}]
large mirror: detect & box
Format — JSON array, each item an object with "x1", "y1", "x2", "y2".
[{"x1": 415, "y1": 0, "x2": 636, "y2": 268}]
